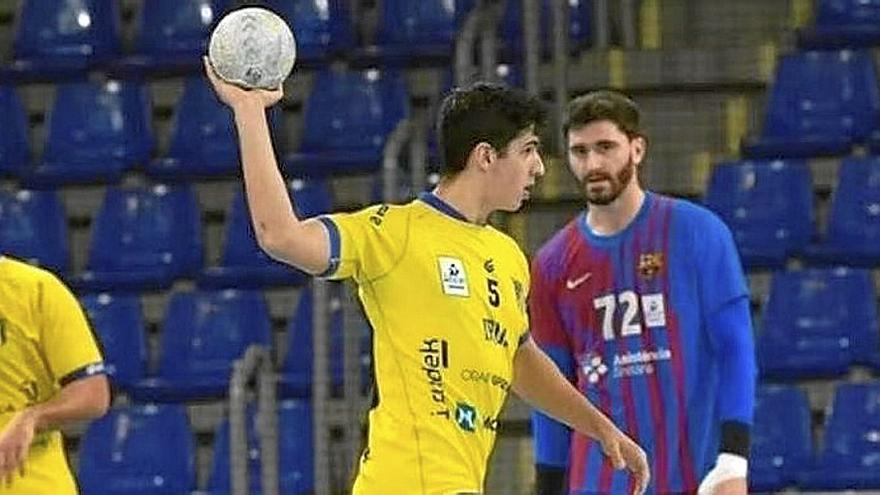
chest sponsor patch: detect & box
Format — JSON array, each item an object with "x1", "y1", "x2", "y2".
[
  {"x1": 438, "y1": 256, "x2": 470, "y2": 297},
  {"x1": 641, "y1": 293, "x2": 666, "y2": 328}
]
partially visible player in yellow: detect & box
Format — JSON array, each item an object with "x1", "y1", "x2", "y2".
[
  {"x1": 0, "y1": 255, "x2": 110, "y2": 494},
  {"x1": 204, "y1": 57, "x2": 649, "y2": 494}
]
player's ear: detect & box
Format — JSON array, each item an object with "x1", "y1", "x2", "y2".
[
  {"x1": 471, "y1": 142, "x2": 495, "y2": 172},
  {"x1": 631, "y1": 135, "x2": 647, "y2": 165}
]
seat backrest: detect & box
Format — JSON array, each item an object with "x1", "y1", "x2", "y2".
[
  {"x1": 0, "y1": 190, "x2": 68, "y2": 273},
  {"x1": 762, "y1": 50, "x2": 880, "y2": 141},
  {"x1": 158, "y1": 289, "x2": 271, "y2": 381},
  {"x1": 88, "y1": 184, "x2": 202, "y2": 276},
  {"x1": 816, "y1": 0, "x2": 880, "y2": 27},
  {"x1": 826, "y1": 156, "x2": 880, "y2": 247},
  {"x1": 377, "y1": 0, "x2": 474, "y2": 45},
  {"x1": 43, "y1": 80, "x2": 154, "y2": 167},
  {"x1": 281, "y1": 284, "x2": 345, "y2": 390},
  {"x1": 222, "y1": 179, "x2": 332, "y2": 267},
  {"x1": 751, "y1": 385, "x2": 813, "y2": 472},
  {"x1": 134, "y1": 0, "x2": 230, "y2": 56},
  {"x1": 78, "y1": 403, "x2": 195, "y2": 494},
  {"x1": 13, "y1": 0, "x2": 121, "y2": 61},
  {"x1": 0, "y1": 86, "x2": 30, "y2": 175},
  {"x1": 500, "y1": 0, "x2": 592, "y2": 51},
  {"x1": 705, "y1": 159, "x2": 814, "y2": 255},
  {"x1": 80, "y1": 293, "x2": 146, "y2": 387},
  {"x1": 165, "y1": 76, "x2": 237, "y2": 163},
  {"x1": 300, "y1": 68, "x2": 409, "y2": 153},
  {"x1": 823, "y1": 382, "x2": 880, "y2": 466},
  {"x1": 263, "y1": 0, "x2": 354, "y2": 56}
]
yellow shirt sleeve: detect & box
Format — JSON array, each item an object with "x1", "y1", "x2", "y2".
[
  {"x1": 37, "y1": 273, "x2": 105, "y2": 385},
  {"x1": 318, "y1": 203, "x2": 409, "y2": 284}
]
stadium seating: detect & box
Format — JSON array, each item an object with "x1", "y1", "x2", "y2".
[
  {"x1": 800, "y1": 382, "x2": 880, "y2": 489},
  {"x1": 757, "y1": 267, "x2": 879, "y2": 379},
  {"x1": 80, "y1": 293, "x2": 147, "y2": 391},
  {"x1": 0, "y1": 189, "x2": 68, "y2": 274},
  {"x1": 283, "y1": 68, "x2": 410, "y2": 177},
  {"x1": 78, "y1": 403, "x2": 196, "y2": 495},
  {"x1": 132, "y1": 289, "x2": 272, "y2": 401},
  {"x1": 704, "y1": 159, "x2": 814, "y2": 269},
  {"x1": 0, "y1": 86, "x2": 30, "y2": 177},
  {"x1": 76, "y1": 184, "x2": 202, "y2": 293},
  {"x1": 11, "y1": 0, "x2": 121, "y2": 80},
  {"x1": 27, "y1": 81, "x2": 154, "y2": 186},
  {"x1": 207, "y1": 400, "x2": 313, "y2": 495},
  {"x1": 499, "y1": 0, "x2": 592, "y2": 59},
  {"x1": 199, "y1": 179, "x2": 332, "y2": 289},
  {"x1": 805, "y1": 156, "x2": 880, "y2": 267},
  {"x1": 741, "y1": 50, "x2": 880, "y2": 158},
  {"x1": 749, "y1": 385, "x2": 813, "y2": 492},
  {"x1": 262, "y1": 0, "x2": 354, "y2": 65},
  {"x1": 146, "y1": 76, "x2": 240, "y2": 180},
  {"x1": 798, "y1": 0, "x2": 880, "y2": 49}
]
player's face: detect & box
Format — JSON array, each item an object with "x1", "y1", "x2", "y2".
[
  {"x1": 567, "y1": 120, "x2": 645, "y2": 206},
  {"x1": 490, "y1": 128, "x2": 545, "y2": 211}
]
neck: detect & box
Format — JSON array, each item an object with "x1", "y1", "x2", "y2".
[
  {"x1": 433, "y1": 172, "x2": 491, "y2": 224},
  {"x1": 585, "y1": 183, "x2": 646, "y2": 236}
]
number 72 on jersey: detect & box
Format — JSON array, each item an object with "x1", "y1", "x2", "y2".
[{"x1": 593, "y1": 291, "x2": 667, "y2": 341}]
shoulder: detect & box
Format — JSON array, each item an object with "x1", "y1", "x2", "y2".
[
  {"x1": 488, "y1": 227, "x2": 529, "y2": 272},
  {"x1": 532, "y1": 218, "x2": 581, "y2": 279},
  {"x1": 1, "y1": 256, "x2": 60, "y2": 288},
  {"x1": 662, "y1": 195, "x2": 732, "y2": 239}
]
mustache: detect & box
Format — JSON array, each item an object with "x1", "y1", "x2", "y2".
[{"x1": 584, "y1": 172, "x2": 613, "y2": 183}]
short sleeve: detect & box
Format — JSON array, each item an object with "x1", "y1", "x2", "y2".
[
  {"x1": 38, "y1": 274, "x2": 105, "y2": 385},
  {"x1": 696, "y1": 210, "x2": 749, "y2": 316},
  {"x1": 319, "y1": 204, "x2": 409, "y2": 283}
]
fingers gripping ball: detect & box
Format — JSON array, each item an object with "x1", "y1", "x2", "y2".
[{"x1": 208, "y1": 7, "x2": 296, "y2": 90}]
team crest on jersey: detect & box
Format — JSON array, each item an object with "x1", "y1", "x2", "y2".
[
  {"x1": 638, "y1": 252, "x2": 664, "y2": 279},
  {"x1": 438, "y1": 256, "x2": 470, "y2": 297}
]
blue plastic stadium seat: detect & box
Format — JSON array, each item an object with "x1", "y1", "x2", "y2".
[
  {"x1": 76, "y1": 184, "x2": 202, "y2": 293},
  {"x1": 146, "y1": 77, "x2": 240, "y2": 180},
  {"x1": 757, "y1": 267, "x2": 877, "y2": 379},
  {"x1": 27, "y1": 81, "x2": 154, "y2": 186},
  {"x1": 78, "y1": 403, "x2": 196, "y2": 495},
  {"x1": 0, "y1": 86, "x2": 30, "y2": 177},
  {"x1": 113, "y1": 0, "x2": 230, "y2": 76},
  {"x1": 0, "y1": 189, "x2": 68, "y2": 274},
  {"x1": 800, "y1": 382, "x2": 880, "y2": 489},
  {"x1": 499, "y1": 0, "x2": 592, "y2": 59},
  {"x1": 749, "y1": 385, "x2": 813, "y2": 492},
  {"x1": 279, "y1": 284, "x2": 345, "y2": 398},
  {"x1": 199, "y1": 179, "x2": 331, "y2": 289},
  {"x1": 804, "y1": 156, "x2": 880, "y2": 266},
  {"x1": 132, "y1": 290, "x2": 271, "y2": 401},
  {"x1": 11, "y1": 0, "x2": 121, "y2": 80},
  {"x1": 742, "y1": 50, "x2": 880, "y2": 158},
  {"x1": 207, "y1": 400, "x2": 313, "y2": 495},
  {"x1": 798, "y1": 0, "x2": 880, "y2": 49},
  {"x1": 353, "y1": 0, "x2": 474, "y2": 67},
  {"x1": 283, "y1": 68, "x2": 410, "y2": 177},
  {"x1": 80, "y1": 293, "x2": 147, "y2": 391},
  {"x1": 263, "y1": 0, "x2": 354, "y2": 65},
  {"x1": 704, "y1": 159, "x2": 814, "y2": 269}
]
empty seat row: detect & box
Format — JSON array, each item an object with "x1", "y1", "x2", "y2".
[
  {"x1": 799, "y1": 0, "x2": 880, "y2": 49},
  {"x1": 751, "y1": 383, "x2": 880, "y2": 491},
  {"x1": 705, "y1": 157, "x2": 880, "y2": 268},
  {"x1": 83, "y1": 285, "x2": 369, "y2": 401}
]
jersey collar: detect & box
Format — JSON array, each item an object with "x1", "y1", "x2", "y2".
[{"x1": 418, "y1": 192, "x2": 470, "y2": 222}]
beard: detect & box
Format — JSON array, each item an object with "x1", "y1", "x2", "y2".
[{"x1": 581, "y1": 157, "x2": 636, "y2": 206}]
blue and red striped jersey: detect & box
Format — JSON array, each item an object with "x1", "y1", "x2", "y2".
[{"x1": 530, "y1": 192, "x2": 749, "y2": 495}]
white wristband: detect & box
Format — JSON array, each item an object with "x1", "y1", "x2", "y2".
[{"x1": 697, "y1": 453, "x2": 748, "y2": 494}]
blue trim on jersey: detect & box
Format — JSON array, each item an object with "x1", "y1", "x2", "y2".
[
  {"x1": 317, "y1": 216, "x2": 341, "y2": 277},
  {"x1": 577, "y1": 192, "x2": 654, "y2": 247},
  {"x1": 532, "y1": 345, "x2": 574, "y2": 467},
  {"x1": 712, "y1": 296, "x2": 756, "y2": 425},
  {"x1": 60, "y1": 361, "x2": 106, "y2": 386},
  {"x1": 418, "y1": 192, "x2": 469, "y2": 222}
]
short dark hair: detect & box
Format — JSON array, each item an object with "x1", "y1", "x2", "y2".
[
  {"x1": 564, "y1": 90, "x2": 644, "y2": 138},
  {"x1": 437, "y1": 82, "x2": 546, "y2": 176}
]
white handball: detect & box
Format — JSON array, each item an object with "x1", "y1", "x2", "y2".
[{"x1": 207, "y1": 7, "x2": 296, "y2": 90}]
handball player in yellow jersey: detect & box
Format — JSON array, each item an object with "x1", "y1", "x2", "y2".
[
  {"x1": 0, "y1": 256, "x2": 109, "y2": 494},
  {"x1": 204, "y1": 57, "x2": 649, "y2": 495}
]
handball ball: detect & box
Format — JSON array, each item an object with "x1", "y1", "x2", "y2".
[{"x1": 208, "y1": 7, "x2": 296, "y2": 90}]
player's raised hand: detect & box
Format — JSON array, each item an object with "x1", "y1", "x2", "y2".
[
  {"x1": 0, "y1": 410, "x2": 37, "y2": 487},
  {"x1": 203, "y1": 56, "x2": 283, "y2": 110},
  {"x1": 599, "y1": 428, "x2": 651, "y2": 495}
]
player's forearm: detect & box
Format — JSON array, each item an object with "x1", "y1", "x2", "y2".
[
  {"x1": 513, "y1": 339, "x2": 616, "y2": 440},
  {"x1": 27, "y1": 375, "x2": 109, "y2": 431}
]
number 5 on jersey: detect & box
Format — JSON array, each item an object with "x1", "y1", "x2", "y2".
[{"x1": 594, "y1": 291, "x2": 666, "y2": 340}]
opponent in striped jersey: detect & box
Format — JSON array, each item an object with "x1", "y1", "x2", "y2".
[{"x1": 531, "y1": 91, "x2": 756, "y2": 495}]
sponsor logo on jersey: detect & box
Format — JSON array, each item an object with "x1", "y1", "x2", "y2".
[
  {"x1": 438, "y1": 256, "x2": 470, "y2": 297},
  {"x1": 482, "y1": 318, "x2": 509, "y2": 348},
  {"x1": 460, "y1": 369, "x2": 510, "y2": 392},
  {"x1": 455, "y1": 402, "x2": 478, "y2": 432},
  {"x1": 579, "y1": 347, "x2": 673, "y2": 385},
  {"x1": 566, "y1": 272, "x2": 592, "y2": 290},
  {"x1": 421, "y1": 338, "x2": 450, "y2": 419}
]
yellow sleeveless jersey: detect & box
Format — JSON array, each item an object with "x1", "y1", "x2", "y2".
[
  {"x1": 319, "y1": 193, "x2": 530, "y2": 495},
  {"x1": 0, "y1": 256, "x2": 105, "y2": 495}
]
